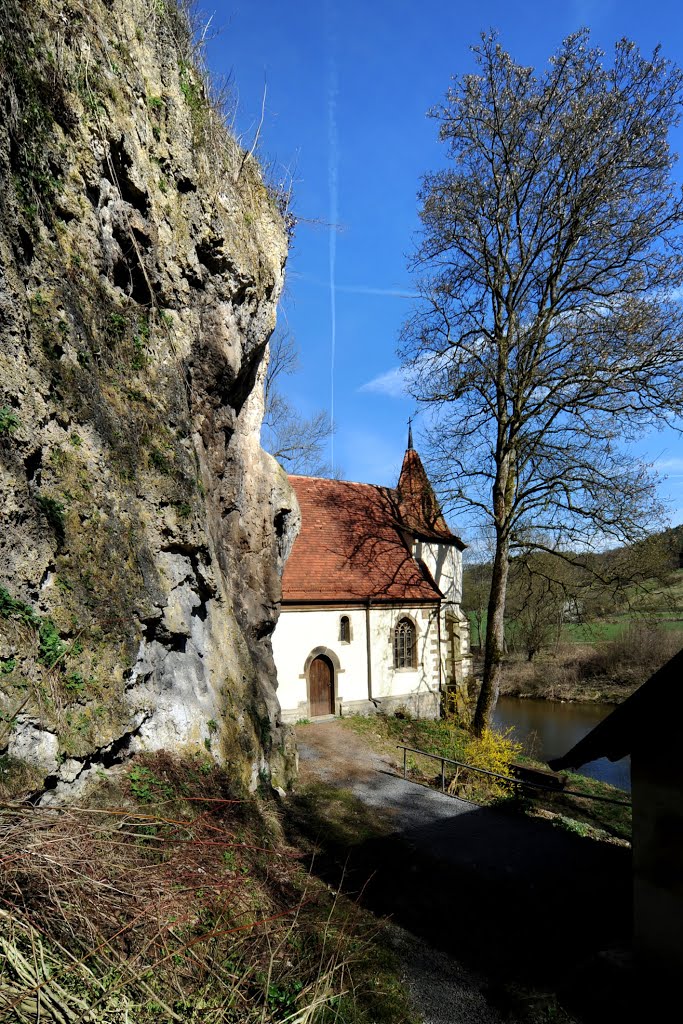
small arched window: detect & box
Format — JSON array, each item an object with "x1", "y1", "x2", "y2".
[
  {"x1": 340, "y1": 615, "x2": 351, "y2": 643},
  {"x1": 393, "y1": 618, "x2": 416, "y2": 669}
]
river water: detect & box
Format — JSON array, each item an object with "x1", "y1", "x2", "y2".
[{"x1": 492, "y1": 695, "x2": 631, "y2": 792}]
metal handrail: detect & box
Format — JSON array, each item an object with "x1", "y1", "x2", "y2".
[{"x1": 397, "y1": 744, "x2": 631, "y2": 807}]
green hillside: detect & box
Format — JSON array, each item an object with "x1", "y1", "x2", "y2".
[{"x1": 464, "y1": 527, "x2": 683, "y2": 700}]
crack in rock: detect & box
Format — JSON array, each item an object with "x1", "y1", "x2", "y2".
[{"x1": 33, "y1": 711, "x2": 153, "y2": 806}]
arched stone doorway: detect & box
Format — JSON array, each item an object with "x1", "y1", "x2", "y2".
[{"x1": 308, "y1": 654, "x2": 335, "y2": 718}]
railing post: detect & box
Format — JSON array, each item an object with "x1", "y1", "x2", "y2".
[{"x1": 395, "y1": 743, "x2": 629, "y2": 807}]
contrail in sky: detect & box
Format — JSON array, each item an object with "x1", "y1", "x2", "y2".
[
  {"x1": 326, "y1": 0, "x2": 338, "y2": 471},
  {"x1": 289, "y1": 272, "x2": 419, "y2": 299}
]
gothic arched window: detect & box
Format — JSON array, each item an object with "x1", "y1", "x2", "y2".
[
  {"x1": 340, "y1": 615, "x2": 351, "y2": 643},
  {"x1": 393, "y1": 618, "x2": 416, "y2": 669}
]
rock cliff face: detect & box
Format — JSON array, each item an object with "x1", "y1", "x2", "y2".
[{"x1": 0, "y1": 0, "x2": 299, "y2": 798}]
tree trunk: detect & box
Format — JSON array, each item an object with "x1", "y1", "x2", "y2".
[{"x1": 473, "y1": 533, "x2": 510, "y2": 735}]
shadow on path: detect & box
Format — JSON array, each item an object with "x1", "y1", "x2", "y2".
[{"x1": 286, "y1": 750, "x2": 633, "y2": 1023}]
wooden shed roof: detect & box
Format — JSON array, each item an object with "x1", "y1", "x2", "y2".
[{"x1": 548, "y1": 647, "x2": 683, "y2": 770}]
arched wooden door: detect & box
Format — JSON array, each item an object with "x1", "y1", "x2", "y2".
[{"x1": 309, "y1": 655, "x2": 334, "y2": 717}]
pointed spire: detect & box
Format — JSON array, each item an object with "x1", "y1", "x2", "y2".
[
  {"x1": 397, "y1": 444, "x2": 451, "y2": 542},
  {"x1": 394, "y1": 440, "x2": 464, "y2": 547},
  {"x1": 407, "y1": 416, "x2": 414, "y2": 451}
]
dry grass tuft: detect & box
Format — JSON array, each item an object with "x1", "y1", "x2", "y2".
[{"x1": 0, "y1": 752, "x2": 379, "y2": 1022}]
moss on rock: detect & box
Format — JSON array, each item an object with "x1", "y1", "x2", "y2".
[{"x1": 0, "y1": 0, "x2": 297, "y2": 799}]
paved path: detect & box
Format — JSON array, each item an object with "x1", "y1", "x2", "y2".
[{"x1": 294, "y1": 721, "x2": 632, "y2": 1024}]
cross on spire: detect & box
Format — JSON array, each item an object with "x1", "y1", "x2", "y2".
[{"x1": 407, "y1": 417, "x2": 414, "y2": 451}]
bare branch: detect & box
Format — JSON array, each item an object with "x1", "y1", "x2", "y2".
[
  {"x1": 401, "y1": 30, "x2": 683, "y2": 731},
  {"x1": 261, "y1": 330, "x2": 334, "y2": 477}
]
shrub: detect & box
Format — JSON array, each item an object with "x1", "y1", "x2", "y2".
[
  {"x1": 441, "y1": 683, "x2": 473, "y2": 727},
  {"x1": 0, "y1": 586, "x2": 40, "y2": 626},
  {"x1": 37, "y1": 494, "x2": 66, "y2": 540},
  {"x1": 449, "y1": 727, "x2": 523, "y2": 801},
  {"x1": 499, "y1": 622, "x2": 683, "y2": 701},
  {"x1": 593, "y1": 621, "x2": 682, "y2": 684},
  {"x1": 0, "y1": 406, "x2": 20, "y2": 435},
  {"x1": 38, "y1": 618, "x2": 68, "y2": 667}
]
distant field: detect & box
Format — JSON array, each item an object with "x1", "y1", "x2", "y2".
[
  {"x1": 565, "y1": 617, "x2": 683, "y2": 644},
  {"x1": 631, "y1": 575, "x2": 683, "y2": 611},
  {"x1": 467, "y1": 569, "x2": 683, "y2": 648}
]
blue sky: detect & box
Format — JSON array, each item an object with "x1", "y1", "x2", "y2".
[{"x1": 204, "y1": 0, "x2": 683, "y2": 533}]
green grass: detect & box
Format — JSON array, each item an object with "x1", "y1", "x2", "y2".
[
  {"x1": 554, "y1": 770, "x2": 632, "y2": 839},
  {"x1": 566, "y1": 616, "x2": 683, "y2": 643},
  {"x1": 473, "y1": 609, "x2": 683, "y2": 648},
  {"x1": 619, "y1": 567, "x2": 683, "y2": 610},
  {"x1": 342, "y1": 712, "x2": 475, "y2": 787},
  {"x1": 291, "y1": 779, "x2": 396, "y2": 848},
  {"x1": 564, "y1": 619, "x2": 628, "y2": 643}
]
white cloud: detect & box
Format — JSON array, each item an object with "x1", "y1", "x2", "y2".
[
  {"x1": 654, "y1": 457, "x2": 683, "y2": 476},
  {"x1": 359, "y1": 366, "x2": 410, "y2": 398},
  {"x1": 335, "y1": 283, "x2": 419, "y2": 299}
]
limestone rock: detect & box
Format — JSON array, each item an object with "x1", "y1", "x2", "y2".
[
  {"x1": 8, "y1": 721, "x2": 59, "y2": 775},
  {"x1": 0, "y1": 0, "x2": 297, "y2": 797}
]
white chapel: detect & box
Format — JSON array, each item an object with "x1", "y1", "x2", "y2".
[{"x1": 272, "y1": 436, "x2": 472, "y2": 721}]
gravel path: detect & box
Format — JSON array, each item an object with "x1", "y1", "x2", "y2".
[
  {"x1": 296, "y1": 720, "x2": 607, "y2": 880},
  {"x1": 387, "y1": 924, "x2": 518, "y2": 1024},
  {"x1": 296, "y1": 723, "x2": 522, "y2": 1023},
  {"x1": 294, "y1": 721, "x2": 631, "y2": 1024}
]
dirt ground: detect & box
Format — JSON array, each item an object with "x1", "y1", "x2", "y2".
[{"x1": 295, "y1": 719, "x2": 398, "y2": 785}]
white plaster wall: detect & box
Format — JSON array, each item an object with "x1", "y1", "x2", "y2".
[
  {"x1": 367, "y1": 605, "x2": 440, "y2": 701},
  {"x1": 413, "y1": 540, "x2": 472, "y2": 681},
  {"x1": 273, "y1": 603, "x2": 443, "y2": 718},
  {"x1": 415, "y1": 540, "x2": 462, "y2": 605},
  {"x1": 272, "y1": 608, "x2": 370, "y2": 714}
]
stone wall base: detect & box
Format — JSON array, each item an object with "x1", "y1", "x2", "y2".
[
  {"x1": 280, "y1": 700, "x2": 312, "y2": 725},
  {"x1": 280, "y1": 690, "x2": 441, "y2": 723},
  {"x1": 343, "y1": 691, "x2": 440, "y2": 720}
]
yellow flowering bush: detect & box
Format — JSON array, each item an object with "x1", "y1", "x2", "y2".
[{"x1": 449, "y1": 726, "x2": 523, "y2": 801}]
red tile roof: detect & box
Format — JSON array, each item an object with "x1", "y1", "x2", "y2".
[
  {"x1": 396, "y1": 448, "x2": 465, "y2": 547},
  {"x1": 282, "y1": 474, "x2": 449, "y2": 604}
]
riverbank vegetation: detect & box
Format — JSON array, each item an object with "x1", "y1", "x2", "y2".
[
  {"x1": 497, "y1": 624, "x2": 683, "y2": 703},
  {"x1": 0, "y1": 751, "x2": 415, "y2": 1023},
  {"x1": 340, "y1": 713, "x2": 632, "y2": 843},
  {"x1": 465, "y1": 527, "x2": 683, "y2": 703}
]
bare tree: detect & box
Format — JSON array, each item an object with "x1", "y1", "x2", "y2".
[
  {"x1": 262, "y1": 330, "x2": 333, "y2": 476},
  {"x1": 506, "y1": 555, "x2": 571, "y2": 661},
  {"x1": 462, "y1": 558, "x2": 491, "y2": 652},
  {"x1": 400, "y1": 31, "x2": 683, "y2": 734}
]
